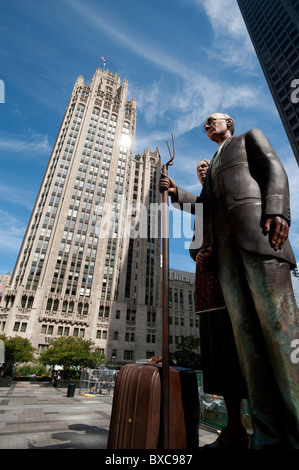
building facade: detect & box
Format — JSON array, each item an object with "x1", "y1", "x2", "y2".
[
  {"x1": 237, "y1": 0, "x2": 299, "y2": 165},
  {"x1": 0, "y1": 68, "x2": 199, "y2": 366},
  {"x1": 168, "y1": 269, "x2": 198, "y2": 354},
  {"x1": 0, "y1": 272, "x2": 11, "y2": 304}
]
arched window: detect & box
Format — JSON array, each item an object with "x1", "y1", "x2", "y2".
[
  {"x1": 92, "y1": 106, "x2": 100, "y2": 115},
  {"x1": 83, "y1": 303, "x2": 89, "y2": 315},
  {"x1": 21, "y1": 295, "x2": 27, "y2": 308}
]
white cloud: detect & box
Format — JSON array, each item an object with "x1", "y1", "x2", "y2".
[
  {"x1": 0, "y1": 132, "x2": 51, "y2": 156},
  {"x1": 133, "y1": 75, "x2": 262, "y2": 149},
  {"x1": 0, "y1": 183, "x2": 35, "y2": 210},
  {"x1": 68, "y1": 0, "x2": 263, "y2": 147},
  {"x1": 198, "y1": 0, "x2": 249, "y2": 39},
  {"x1": 0, "y1": 210, "x2": 26, "y2": 253},
  {"x1": 192, "y1": 0, "x2": 256, "y2": 69}
]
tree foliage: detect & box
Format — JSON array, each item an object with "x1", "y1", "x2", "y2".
[
  {"x1": 39, "y1": 336, "x2": 106, "y2": 378},
  {"x1": 0, "y1": 334, "x2": 36, "y2": 377},
  {"x1": 174, "y1": 335, "x2": 201, "y2": 369}
]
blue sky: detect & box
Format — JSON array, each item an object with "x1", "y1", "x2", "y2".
[{"x1": 1, "y1": 0, "x2": 299, "y2": 275}]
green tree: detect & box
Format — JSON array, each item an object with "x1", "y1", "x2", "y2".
[
  {"x1": 174, "y1": 335, "x2": 201, "y2": 369},
  {"x1": 39, "y1": 336, "x2": 106, "y2": 379},
  {"x1": 0, "y1": 334, "x2": 35, "y2": 377}
]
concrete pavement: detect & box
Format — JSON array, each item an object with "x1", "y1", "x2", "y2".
[{"x1": 0, "y1": 381, "x2": 218, "y2": 449}]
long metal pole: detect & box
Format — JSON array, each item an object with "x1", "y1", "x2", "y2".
[
  {"x1": 160, "y1": 133, "x2": 175, "y2": 450},
  {"x1": 161, "y1": 162, "x2": 170, "y2": 450}
]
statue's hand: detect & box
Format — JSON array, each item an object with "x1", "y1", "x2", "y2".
[
  {"x1": 264, "y1": 216, "x2": 289, "y2": 251},
  {"x1": 196, "y1": 247, "x2": 212, "y2": 271},
  {"x1": 158, "y1": 174, "x2": 177, "y2": 196}
]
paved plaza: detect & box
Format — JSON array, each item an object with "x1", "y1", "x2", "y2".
[{"x1": 0, "y1": 381, "x2": 218, "y2": 449}]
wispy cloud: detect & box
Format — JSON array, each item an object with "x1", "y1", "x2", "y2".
[
  {"x1": 192, "y1": 0, "x2": 256, "y2": 69},
  {"x1": 68, "y1": 0, "x2": 261, "y2": 142},
  {"x1": 133, "y1": 76, "x2": 262, "y2": 149},
  {"x1": 0, "y1": 210, "x2": 26, "y2": 253},
  {"x1": 0, "y1": 183, "x2": 35, "y2": 210},
  {"x1": 197, "y1": 0, "x2": 250, "y2": 40},
  {"x1": 0, "y1": 131, "x2": 51, "y2": 156}
]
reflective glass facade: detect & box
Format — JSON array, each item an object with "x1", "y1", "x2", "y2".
[{"x1": 237, "y1": 0, "x2": 299, "y2": 165}]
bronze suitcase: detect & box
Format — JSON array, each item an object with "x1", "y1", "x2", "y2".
[{"x1": 107, "y1": 361, "x2": 199, "y2": 449}]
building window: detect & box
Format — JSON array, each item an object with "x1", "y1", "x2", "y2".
[
  {"x1": 98, "y1": 305, "x2": 110, "y2": 318},
  {"x1": 38, "y1": 344, "x2": 48, "y2": 354},
  {"x1": 125, "y1": 332, "x2": 135, "y2": 342},
  {"x1": 83, "y1": 303, "x2": 89, "y2": 315},
  {"x1": 124, "y1": 350, "x2": 133, "y2": 360},
  {"x1": 188, "y1": 291, "x2": 193, "y2": 311},
  {"x1": 174, "y1": 289, "x2": 178, "y2": 309},
  {"x1": 146, "y1": 351, "x2": 155, "y2": 359},
  {"x1": 20, "y1": 323, "x2": 27, "y2": 332},
  {"x1": 147, "y1": 311, "x2": 156, "y2": 324},
  {"x1": 48, "y1": 325, "x2": 54, "y2": 335},
  {"x1": 168, "y1": 288, "x2": 172, "y2": 308},
  {"x1": 126, "y1": 309, "x2": 136, "y2": 322},
  {"x1": 13, "y1": 322, "x2": 20, "y2": 332},
  {"x1": 146, "y1": 334, "x2": 156, "y2": 344},
  {"x1": 180, "y1": 289, "x2": 184, "y2": 310}
]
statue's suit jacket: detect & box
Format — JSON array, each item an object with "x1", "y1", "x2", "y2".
[{"x1": 175, "y1": 129, "x2": 296, "y2": 269}]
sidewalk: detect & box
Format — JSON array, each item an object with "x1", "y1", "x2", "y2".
[{"x1": 0, "y1": 381, "x2": 218, "y2": 449}]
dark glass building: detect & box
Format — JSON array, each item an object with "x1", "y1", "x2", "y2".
[{"x1": 237, "y1": 0, "x2": 299, "y2": 165}]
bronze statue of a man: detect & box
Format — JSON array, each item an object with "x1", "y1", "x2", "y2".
[{"x1": 159, "y1": 113, "x2": 299, "y2": 448}]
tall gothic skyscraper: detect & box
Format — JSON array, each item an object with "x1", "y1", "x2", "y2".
[
  {"x1": 237, "y1": 0, "x2": 299, "y2": 165},
  {"x1": 1, "y1": 68, "x2": 164, "y2": 364}
]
